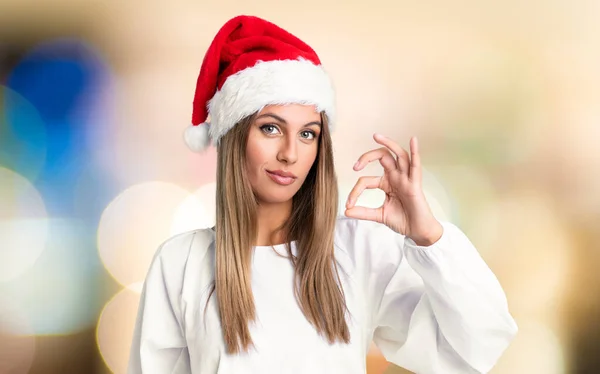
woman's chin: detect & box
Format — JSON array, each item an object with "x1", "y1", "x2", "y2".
[{"x1": 255, "y1": 191, "x2": 297, "y2": 205}]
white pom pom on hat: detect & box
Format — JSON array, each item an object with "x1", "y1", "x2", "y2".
[
  {"x1": 184, "y1": 15, "x2": 335, "y2": 153},
  {"x1": 183, "y1": 122, "x2": 211, "y2": 152}
]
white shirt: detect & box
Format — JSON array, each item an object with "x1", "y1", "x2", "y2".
[{"x1": 128, "y1": 216, "x2": 517, "y2": 374}]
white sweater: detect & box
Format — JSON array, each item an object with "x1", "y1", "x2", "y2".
[{"x1": 128, "y1": 216, "x2": 517, "y2": 374}]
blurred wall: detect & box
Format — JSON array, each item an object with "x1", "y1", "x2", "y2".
[{"x1": 1, "y1": 1, "x2": 599, "y2": 373}]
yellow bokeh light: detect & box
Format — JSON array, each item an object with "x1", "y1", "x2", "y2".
[{"x1": 96, "y1": 286, "x2": 141, "y2": 374}]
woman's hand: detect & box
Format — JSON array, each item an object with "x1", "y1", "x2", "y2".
[{"x1": 345, "y1": 134, "x2": 443, "y2": 246}]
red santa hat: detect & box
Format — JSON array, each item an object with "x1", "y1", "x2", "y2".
[{"x1": 184, "y1": 15, "x2": 336, "y2": 152}]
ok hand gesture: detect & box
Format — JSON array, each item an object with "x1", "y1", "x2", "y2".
[{"x1": 345, "y1": 134, "x2": 443, "y2": 246}]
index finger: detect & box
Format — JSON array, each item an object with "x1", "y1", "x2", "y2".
[
  {"x1": 373, "y1": 133, "x2": 406, "y2": 160},
  {"x1": 354, "y1": 147, "x2": 397, "y2": 173}
]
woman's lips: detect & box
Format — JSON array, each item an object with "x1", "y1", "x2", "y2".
[{"x1": 266, "y1": 170, "x2": 296, "y2": 185}]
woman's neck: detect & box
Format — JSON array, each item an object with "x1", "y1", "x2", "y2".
[{"x1": 255, "y1": 200, "x2": 292, "y2": 246}]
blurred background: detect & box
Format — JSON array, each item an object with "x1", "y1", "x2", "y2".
[{"x1": 1, "y1": 0, "x2": 599, "y2": 373}]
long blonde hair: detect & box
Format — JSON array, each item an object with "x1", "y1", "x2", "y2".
[{"x1": 210, "y1": 111, "x2": 350, "y2": 354}]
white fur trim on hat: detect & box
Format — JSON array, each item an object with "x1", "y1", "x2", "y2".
[
  {"x1": 207, "y1": 58, "x2": 335, "y2": 146},
  {"x1": 184, "y1": 122, "x2": 211, "y2": 152}
]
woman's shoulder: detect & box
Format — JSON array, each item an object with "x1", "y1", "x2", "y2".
[
  {"x1": 157, "y1": 227, "x2": 214, "y2": 255},
  {"x1": 151, "y1": 227, "x2": 216, "y2": 278}
]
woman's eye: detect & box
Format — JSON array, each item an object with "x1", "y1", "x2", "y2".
[
  {"x1": 259, "y1": 124, "x2": 280, "y2": 135},
  {"x1": 300, "y1": 130, "x2": 316, "y2": 140}
]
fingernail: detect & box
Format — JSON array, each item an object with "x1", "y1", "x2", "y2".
[{"x1": 353, "y1": 161, "x2": 360, "y2": 169}]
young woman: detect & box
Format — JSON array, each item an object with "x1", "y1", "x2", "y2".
[{"x1": 128, "y1": 15, "x2": 517, "y2": 374}]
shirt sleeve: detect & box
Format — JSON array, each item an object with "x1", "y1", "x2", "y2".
[
  {"x1": 127, "y1": 233, "x2": 195, "y2": 374},
  {"x1": 369, "y1": 221, "x2": 518, "y2": 374}
]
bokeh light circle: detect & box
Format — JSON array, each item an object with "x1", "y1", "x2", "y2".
[
  {"x1": 97, "y1": 181, "x2": 198, "y2": 286},
  {"x1": 96, "y1": 286, "x2": 141, "y2": 374},
  {"x1": 0, "y1": 167, "x2": 49, "y2": 282},
  {"x1": 171, "y1": 182, "x2": 216, "y2": 235}
]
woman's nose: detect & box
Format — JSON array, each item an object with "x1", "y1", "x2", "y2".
[{"x1": 276, "y1": 137, "x2": 298, "y2": 164}]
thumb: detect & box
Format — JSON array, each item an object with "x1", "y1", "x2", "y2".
[{"x1": 344, "y1": 206, "x2": 383, "y2": 223}]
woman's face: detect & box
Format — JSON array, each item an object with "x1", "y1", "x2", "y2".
[{"x1": 245, "y1": 104, "x2": 322, "y2": 205}]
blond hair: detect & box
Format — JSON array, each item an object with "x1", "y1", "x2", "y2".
[{"x1": 209, "y1": 112, "x2": 350, "y2": 354}]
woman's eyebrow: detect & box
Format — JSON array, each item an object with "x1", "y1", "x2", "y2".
[{"x1": 256, "y1": 113, "x2": 321, "y2": 127}]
